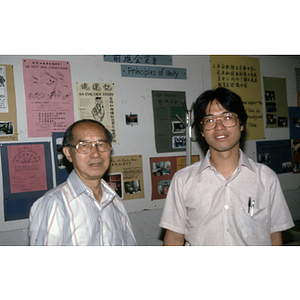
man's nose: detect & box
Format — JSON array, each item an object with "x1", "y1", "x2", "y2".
[
  {"x1": 214, "y1": 118, "x2": 226, "y2": 129},
  {"x1": 89, "y1": 144, "x2": 101, "y2": 156}
]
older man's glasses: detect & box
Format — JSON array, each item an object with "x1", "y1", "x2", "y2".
[
  {"x1": 69, "y1": 140, "x2": 111, "y2": 154},
  {"x1": 201, "y1": 113, "x2": 239, "y2": 131}
]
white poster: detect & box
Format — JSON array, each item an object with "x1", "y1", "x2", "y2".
[
  {"x1": 0, "y1": 65, "x2": 8, "y2": 113},
  {"x1": 76, "y1": 82, "x2": 119, "y2": 144}
]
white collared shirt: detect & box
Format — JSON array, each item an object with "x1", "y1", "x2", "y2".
[
  {"x1": 159, "y1": 150, "x2": 294, "y2": 245},
  {"x1": 29, "y1": 170, "x2": 136, "y2": 246}
]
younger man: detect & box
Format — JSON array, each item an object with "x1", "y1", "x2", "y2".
[{"x1": 159, "y1": 87, "x2": 294, "y2": 246}]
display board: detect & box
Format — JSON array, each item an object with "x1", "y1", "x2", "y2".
[{"x1": 0, "y1": 55, "x2": 299, "y2": 245}]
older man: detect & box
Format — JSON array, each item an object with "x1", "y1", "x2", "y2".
[{"x1": 29, "y1": 119, "x2": 136, "y2": 245}]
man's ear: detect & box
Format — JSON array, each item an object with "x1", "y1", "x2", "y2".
[{"x1": 63, "y1": 147, "x2": 73, "y2": 163}]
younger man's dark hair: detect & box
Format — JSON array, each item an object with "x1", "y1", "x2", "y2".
[{"x1": 193, "y1": 87, "x2": 248, "y2": 141}]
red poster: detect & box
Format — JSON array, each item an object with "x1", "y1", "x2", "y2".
[
  {"x1": 22, "y1": 59, "x2": 74, "y2": 137},
  {"x1": 150, "y1": 155, "x2": 199, "y2": 200},
  {"x1": 7, "y1": 144, "x2": 47, "y2": 193}
]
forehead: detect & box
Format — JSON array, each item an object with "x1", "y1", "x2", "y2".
[
  {"x1": 72, "y1": 122, "x2": 107, "y2": 141},
  {"x1": 205, "y1": 99, "x2": 227, "y2": 115}
]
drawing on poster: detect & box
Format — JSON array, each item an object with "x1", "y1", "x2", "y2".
[
  {"x1": 22, "y1": 59, "x2": 75, "y2": 137},
  {"x1": 76, "y1": 82, "x2": 119, "y2": 144}
]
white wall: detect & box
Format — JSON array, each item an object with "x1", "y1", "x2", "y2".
[{"x1": 0, "y1": 55, "x2": 299, "y2": 246}]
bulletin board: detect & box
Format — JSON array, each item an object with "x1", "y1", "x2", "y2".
[{"x1": 0, "y1": 55, "x2": 299, "y2": 239}]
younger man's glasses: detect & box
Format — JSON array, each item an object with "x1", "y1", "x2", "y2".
[
  {"x1": 69, "y1": 140, "x2": 111, "y2": 154},
  {"x1": 201, "y1": 113, "x2": 239, "y2": 131}
]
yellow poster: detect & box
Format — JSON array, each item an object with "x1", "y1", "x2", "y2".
[
  {"x1": 108, "y1": 155, "x2": 144, "y2": 201},
  {"x1": 0, "y1": 65, "x2": 18, "y2": 141},
  {"x1": 210, "y1": 55, "x2": 264, "y2": 140}
]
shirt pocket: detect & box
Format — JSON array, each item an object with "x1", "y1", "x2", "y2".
[{"x1": 235, "y1": 204, "x2": 269, "y2": 245}]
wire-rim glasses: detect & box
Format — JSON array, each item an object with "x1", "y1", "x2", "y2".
[
  {"x1": 69, "y1": 140, "x2": 111, "y2": 154},
  {"x1": 200, "y1": 112, "x2": 239, "y2": 131}
]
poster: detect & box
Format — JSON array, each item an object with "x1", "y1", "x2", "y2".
[
  {"x1": 150, "y1": 155, "x2": 200, "y2": 200},
  {"x1": 256, "y1": 139, "x2": 292, "y2": 174},
  {"x1": 22, "y1": 59, "x2": 74, "y2": 137},
  {"x1": 292, "y1": 139, "x2": 300, "y2": 173},
  {"x1": 296, "y1": 68, "x2": 300, "y2": 107},
  {"x1": 210, "y1": 55, "x2": 264, "y2": 140},
  {"x1": 104, "y1": 55, "x2": 173, "y2": 65},
  {"x1": 0, "y1": 142, "x2": 53, "y2": 221},
  {"x1": 289, "y1": 107, "x2": 300, "y2": 139},
  {"x1": 152, "y1": 90, "x2": 186, "y2": 153},
  {"x1": 52, "y1": 132, "x2": 71, "y2": 185},
  {"x1": 7, "y1": 144, "x2": 47, "y2": 193},
  {"x1": 106, "y1": 155, "x2": 144, "y2": 200},
  {"x1": 76, "y1": 82, "x2": 119, "y2": 144},
  {"x1": 263, "y1": 77, "x2": 289, "y2": 128},
  {"x1": 0, "y1": 64, "x2": 18, "y2": 141},
  {"x1": 0, "y1": 65, "x2": 8, "y2": 113}
]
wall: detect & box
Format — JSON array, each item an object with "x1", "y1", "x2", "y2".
[{"x1": 0, "y1": 55, "x2": 299, "y2": 246}]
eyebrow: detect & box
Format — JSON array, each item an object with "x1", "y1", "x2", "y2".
[
  {"x1": 204, "y1": 111, "x2": 231, "y2": 117},
  {"x1": 78, "y1": 139, "x2": 108, "y2": 142}
]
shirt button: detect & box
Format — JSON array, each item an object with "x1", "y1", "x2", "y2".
[
  {"x1": 224, "y1": 205, "x2": 229, "y2": 209},
  {"x1": 226, "y1": 229, "x2": 229, "y2": 232}
]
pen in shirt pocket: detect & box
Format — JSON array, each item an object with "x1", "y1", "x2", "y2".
[{"x1": 248, "y1": 197, "x2": 255, "y2": 218}]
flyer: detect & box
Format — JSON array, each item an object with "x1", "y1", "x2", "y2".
[
  {"x1": 150, "y1": 155, "x2": 199, "y2": 200},
  {"x1": 210, "y1": 55, "x2": 264, "y2": 140},
  {"x1": 7, "y1": 144, "x2": 47, "y2": 193},
  {"x1": 76, "y1": 82, "x2": 119, "y2": 144},
  {"x1": 22, "y1": 59, "x2": 74, "y2": 137},
  {"x1": 106, "y1": 155, "x2": 144, "y2": 200}
]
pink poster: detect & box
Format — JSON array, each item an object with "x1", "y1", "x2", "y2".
[
  {"x1": 7, "y1": 144, "x2": 47, "y2": 193},
  {"x1": 22, "y1": 59, "x2": 74, "y2": 137}
]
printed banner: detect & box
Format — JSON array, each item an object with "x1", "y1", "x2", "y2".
[
  {"x1": 104, "y1": 55, "x2": 172, "y2": 65},
  {"x1": 121, "y1": 65, "x2": 187, "y2": 80}
]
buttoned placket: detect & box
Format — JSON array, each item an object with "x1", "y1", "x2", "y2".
[{"x1": 218, "y1": 168, "x2": 240, "y2": 245}]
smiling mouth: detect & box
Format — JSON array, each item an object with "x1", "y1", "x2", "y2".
[
  {"x1": 90, "y1": 162, "x2": 102, "y2": 167},
  {"x1": 215, "y1": 135, "x2": 226, "y2": 140}
]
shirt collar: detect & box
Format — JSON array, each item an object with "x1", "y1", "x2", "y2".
[
  {"x1": 197, "y1": 149, "x2": 255, "y2": 174},
  {"x1": 67, "y1": 170, "x2": 87, "y2": 197},
  {"x1": 67, "y1": 170, "x2": 118, "y2": 201}
]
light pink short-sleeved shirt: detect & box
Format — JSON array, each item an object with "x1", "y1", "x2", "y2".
[{"x1": 159, "y1": 150, "x2": 294, "y2": 246}]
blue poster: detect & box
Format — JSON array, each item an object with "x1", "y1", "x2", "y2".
[
  {"x1": 289, "y1": 107, "x2": 300, "y2": 139},
  {"x1": 0, "y1": 142, "x2": 53, "y2": 221},
  {"x1": 256, "y1": 139, "x2": 292, "y2": 174}
]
